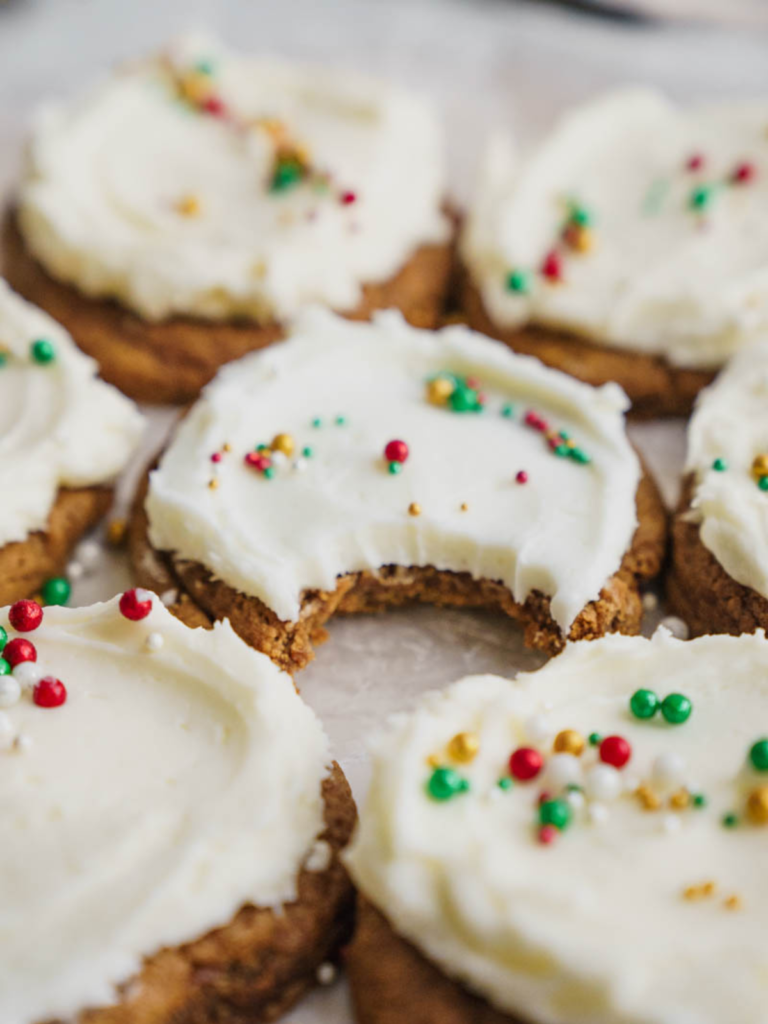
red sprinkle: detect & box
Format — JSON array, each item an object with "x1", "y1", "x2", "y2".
[
  {"x1": 686, "y1": 153, "x2": 705, "y2": 172},
  {"x1": 33, "y1": 676, "x2": 67, "y2": 709},
  {"x1": 340, "y1": 190, "x2": 357, "y2": 205},
  {"x1": 540, "y1": 250, "x2": 563, "y2": 282},
  {"x1": 538, "y1": 825, "x2": 558, "y2": 845},
  {"x1": 516, "y1": 470, "x2": 528, "y2": 484},
  {"x1": 538, "y1": 790, "x2": 552, "y2": 806},
  {"x1": 211, "y1": 452, "x2": 222, "y2": 463},
  {"x1": 600, "y1": 735, "x2": 632, "y2": 769},
  {"x1": 732, "y1": 161, "x2": 756, "y2": 184},
  {"x1": 4, "y1": 637, "x2": 37, "y2": 668},
  {"x1": 244, "y1": 452, "x2": 272, "y2": 472},
  {"x1": 119, "y1": 588, "x2": 153, "y2": 622},
  {"x1": 202, "y1": 96, "x2": 227, "y2": 117},
  {"x1": 524, "y1": 411, "x2": 548, "y2": 432},
  {"x1": 8, "y1": 600, "x2": 43, "y2": 633},
  {"x1": 384, "y1": 439, "x2": 409, "y2": 464},
  {"x1": 509, "y1": 747, "x2": 544, "y2": 781}
]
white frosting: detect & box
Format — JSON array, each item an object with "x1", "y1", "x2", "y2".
[
  {"x1": 145, "y1": 309, "x2": 640, "y2": 633},
  {"x1": 347, "y1": 630, "x2": 768, "y2": 1024},
  {"x1": 0, "y1": 596, "x2": 330, "y2": 1024},
  {"x1": 18, "y1": 33, "x2": 447, "y2": 323},
  {"x1": 462, "y1": 89, "x2": 768, "y2": 370},
  {"x1": 686, "y1": 335, "x2": 768, "y2": 600},
  {"x1": 0, "y1": 278, "x2": 143, "y2": 548}
]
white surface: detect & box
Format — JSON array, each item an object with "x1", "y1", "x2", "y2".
[{"x1": 0, "y1": 0, "x2": 757, "y2": 1019}]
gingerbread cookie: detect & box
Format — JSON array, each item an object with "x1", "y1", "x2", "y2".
[
  {"x1": 0, "y1": 593, "x2": 355, "y2": 1024},
  {"x1": 0, "y1": 278, "x2": 142, "y2": 606},
  {"x1": 669, "y1": 338, "x2": 768, "y2": 635},
  {"x1": 130, "y1": 309, "x2": 666, "y2": 672},
  {"x1": 460, "y1": 90, "x2": 768, "y2": 416},
  {"x1": 6, "y1": 34, "x2": 452, "y2": 404},
  {"x1": 346, "y1": 629, "x2": 768, "y2": 1024}
]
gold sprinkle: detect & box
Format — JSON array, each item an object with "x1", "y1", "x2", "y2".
[
  {"x1": 751, "y1": 454, "x2": 768, "y2": 481},
  {"x1": 176, "y1": 194, "x2": 202, "y2": 217},
  {"x1": 427, "y1": 377, "x2": 454, "y2": 406},
  {"x1": 683, "y1": 881, "x2": 716, "y2": 901},
  {"x1": 271, "y1": 433, "x2": 295, "y2": 457},
  {"x1": 222, "y1": 443, "x2": 232, "y2": 453},
  {"x1": 426, "y1": 753, "x2": 441, "y2": 768},
  {"x1": 669, "y1": 789, "x2": 690, "y2": 811},
  {"x1": 408, "y1": 502, "x2": 422, "y2": 517},
  {"x1": 460, "y1": 502, "x2": 469, "y2": 512},
  {"x1": 180, "y1": 72, "x2": 211, "y2": 105},
  {"x1": 553, "y1": 729, "x2": 585, "y2": 757},
  {"x1": 747, "y1": 785, "x2": 768, "y2": 824},
  {"x1": 208, "y1": 478, "x2": 219, "y2": 491},
  {"x1": 701, "y1": 881, "x2": 717, "y2": 897},
  {"x1": 106, "y1": 518, "x2": 127, "y2": 547},
  {"x1": 636, "y1": 785, "x2": 661, "y2": 812},
  {"x1": 724, "y1": 894, "x2": 742, "y2": 911},
  {"x1": 447, "y1": 731, "x2": 480, "y2": 764}
]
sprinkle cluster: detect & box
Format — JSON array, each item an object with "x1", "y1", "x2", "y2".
[
  {"x1": 0, "y1": 337, "x2": 57, "y2": 368},
  {"x1": 504, "y1": 199, "x2": 594, "y2": 294}
]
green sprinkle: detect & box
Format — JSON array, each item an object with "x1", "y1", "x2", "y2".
[
  {"x1": 335, "y1": 415, "x2": 347, "y2": 426},
  {"x1": 263, "y1": 466, "x2": 275, "y2": 479},
  {"x1": 554, "y1": 444, "x2": 569, "y2": 458},
  {"x1": 388, "y1": 461, "x2": 403, "y2": 475},
  {"x1": 749, "y1": 738, "x2": 768, "y2": 772},
  {"x1": 302, "y1": 446, "x2": 313, "y2": 459},
  {"x1": 0, "y1": 658, "x2": 9, "y2": 677},
  {"x1": 722, "y1": 812, "x2": 738, "y2": 829},
  {"x1": 630, "y1": 688, "x2": 659, "y2": 720},
  {"x1": 589, "y1": 732, "x2": 602, "y2": 747},
  {"x1": 311, "y1": 418, "x2": 322, "y2": 429},
  {"x1": 570, "y1": 448, "x2": 591, "y2": 464},
  {"x1": 506, "y1": 269, "x2": 531, "y2": 294},
  {"x1": 271, "y1": 161, "x2": 302, "y2": 192},
  {"x1": 195, "y1": 59, "x2": 215, "y2": 76},
  {"x1": 497, "y1": 777, "x2": 514, "y2": 791},
  {"x1": 0, "y1": 350, "x2": 7, "y2": 367},
  {"x1": 41, "y1": 577, "x2": 71, "y2": 607},
  {"x1": 712, "y1": 458, "x2": 728, "y2": 472},
  {"x1": 427, "y1": 766, "x2": 469, "y2": 802},
  {"x1": 566, "y1": 783, "x2": 584, "y2": 793},
  {"x1": 257, "y1": 444, "x2": 270, "y2": 453},
  {"x1": 501, "y1": 403, "x2": 515, "y2": 418},
  {"x1": 450, "y1": 385, "x2": 481, "y2": 413},
  {"x1": 539, "y1": 798, "x2": 572, "y2": 831},
  {"x1": 568, "y1": 202, "x2": 592, "y2": 227},
  {"x1": 689, "y1": 184, "x2": 714, "y2": 211},
  {"x1": 31, "y1": 338, "x2": 55, "y2": 364},
  {"x1": 759, "y1": 476, "x2": 768, "y2": 492},
  {"x1": 661, "y1": 693, "x2": 693, "y2": 725},
  {"x1": 0, "y1": 625, "x2": 6, "y2": 654},
  {"x1": 692, "y1": 794, "x2": 707, "y2": 809},
  {"x1": 559, "y1": 430, "x2": 571, "y2": 442}
]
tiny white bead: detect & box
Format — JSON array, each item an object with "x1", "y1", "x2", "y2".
[
  {"x1": 316, "y1": 962, "x2": 337, "y2": 986},
  {"x1": 12, "y1": 662, "x2": 41, "y2": 691},
  {"x1": 642, "y1": 592, "x2": 659, "y2": 612},
  {"x1": 585, "y1": 764, "x2": 622, "y2": 803},
  {"x1": 75, "y1": 539, "x2": 101, "y2": 567},
  {"x1": 144, "y1": 632, "x2": 164, "y2": 653},
  {"x1": 0, "y1": 676, "x2": 21, "y2": 708},
  {"x1": 660, "y1": 615, "x2": 690, "y2": 640},
  {"x1": 545, "y1": 753, "x2": 582, "y2": 791},
  {"x1": 524, "y1": 714, "x2": 551, "y2": 745},
  {"x1": 14, "y1": 734, "x2": 32, "y2": 753},
  {"x1": 566, "y1": 789, "x2": 586, "y2": 811},
  {"x1": 66, "y1": 560, "x2": 85, "y2": 581},
  {"x1": 661, "y1": 813, "x2": 682, "y2": 835},
  {"x1": 652, "y1": 752, "x2": 687, "y2": 788},
  {"x1": 0, "y1": 712, "x2": 13, "y2": 750},
  {"x1": 293, "y1": 458, "x2": 308, "y2": 473},
  {"x1": 271, "y1": 450, "x2": 288, "y2": 467},
  {"x1": 588, "y1": 802, "x2": 610, "y2": 825}
]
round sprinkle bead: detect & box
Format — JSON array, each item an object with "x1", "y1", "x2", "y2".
[
  {"x1": 652, "y1": 752, "x2": 687, "y2": 788},
  {"x1": 4, "y1": 638, "x2": 37, "y2": 668},
  {"x1": 588, "y1": 732, "x2": 602, "y2": 747},
  {"x1": 0, "y1": 659, "x2": 8, "y2": 676},
  {"x1": 42, "y1": 577, "x2": 71, "y2": 607},
  {"x1": 33, "y1": 676, "x2": 67, "y2": 709},
  {"x1": 689, "y1": 184, "x2": 714, "y2": 211},
  {"x1": 509, "y1": 747, "x2": 544, "y2": 782},
  {"x1": 384, "y1": 440, "x2": 409, "y2": 464},
  {"x1": 0, "y1": 625, "x2": 7, "y2": 653},
  {"x1": 686, "y1": 153, "x2": 705, "y2": 171},
  {"x1": 585, "y1": 764, "x2": 622, "y2": 802},
  {"x1": 427, "y1": 766, "x2": 469, "y2": 801},
  {"x1": 553, "y1": 729, "x2": 585, "y2": 756},
  {"x1": 661, "y1": 693, "x2": 692, "y2": 725},
  {"x1": 119, "y1": 588, "x2": 153, "y2": 622},
  {"x1": 540, "y1": 249, "x2": 562, "y2": 282},
  {"x1": 712, "y1": 457, "x2": 727, "y2": 472},
  {"x1": 539, "y1": 798, "x2": 572, "y2": 831},
  {"x1": 30, "y1": 338, "x2": 56, "y2": 364},
  {"x1": 747, "y1": 786, "x2": 768, "y2": 825},
  {"x1": 751, "y1": 453, "x2": 768, "y2": 480},
  {"x1": 272, "y1": 433, "x2": 295, "y2": 456},
  {"x1": 0, "y1": 675, "x2": 21, "y2": 708},
  {"x1": 12, "y1": 661, "x2": 40, "y2": 690},
  {"x1": 749, "y1": 738, "x2": 768, "y2": 772},
  {"x1": 732, "y1": 161, "x2": 756, "y2": 184},
  {"x1": 506, "y1": 269, "x2": 531, "y2": 294},
  {"x1": 388, "y1": 461, "x2": 403, "y2": 475},
  {"x1": 630, "y1": 688, "x2": 659, "y2": 720},
  {"x1": 545, "y1": 753, "x2": 582, "y2": 790},
  {"x1": 599, "y1": 735, "x2": 632, "y2": 769},
  {"x1": 538, "y1": 824, "x2": 558, "y2": 845},
  {"x1": 9, "y1": 600, "x2": 43, "y2": 632},
  {"x1": 515, "y1": 470, "x2": 528, "y2": 485},
  {"x1": 448, "y1": 731, "x2": 480, "y2": 763},
  {"x1": 427, "y1": 377, "x2": 454, "y2": 405},
  {"x1": 145, "y1": 632, "x2": 164, "y2": 653},
  {"x1": 588, "y1": 802, "x2": 610, "y2": 825},
  {"x1": 722, "y1": 812, "x2": 739, "y2": 829}
]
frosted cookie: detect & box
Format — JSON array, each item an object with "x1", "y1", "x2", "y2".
[
  {"x1": 460, "y1": 89, "x2": 768, "y2": 416},
  {"x1": 130, "y1": 308, "x2": 666, "y2": 672},
  {"x1": 669, "y1": 336, "x2": 768, "y2": 635},
  {"x1": 346, "y1": 629, "x2": 768, "y2": 1024},
  {"x1": 0, "y1": 592, "x2": 355, "y2": 1024},
  {"x1": 0, "y1": 279, "x2": 142, "y2": 606},
  {"x1": 5, "y1": 34, "x2": 451, "y2": 404}
]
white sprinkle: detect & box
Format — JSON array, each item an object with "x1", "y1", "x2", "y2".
[
  {"x1": 585, "y1": 764, "x2": 622, "y2": 803},
  {"x1": 662, "y1": 813, "x2": 682, "y2": 835},
  {"x1": 652, "y1": 752, "x2": 687, "y2": 788},
  {"x1": 293, "y1": 458, "x2": 308, "y2": 473},
  {"x1": 588, "y1": 802, "x2": 610, "y2": 825},
  {"x1": 145, "y1": 632, "x2": 164, "y2": 653},
  {"x1": 642, "y1": 592, "x2": 659, "y2": 612},
  {"x1": 14, "y1": 734, "x2": 32, "y2": 753},
  {"x1": 271, "y1": 450, "x2": 288, "y2": 467},
  {"x1": 66, "y1": 561, "x2": 85, "y2": 582},
  {"x1": 75, "y1": 539, "x2": 101, "y2": 567},
  {"x1": 566, "y1": 789, "x2": 586, "y2": 811},
  {"x1": 0, "y1": 676, "x2": 21, "y2": 708},
  {"x1": 545, "y1": 753, "x2": 582, "y2": 790},
  {"x1": 0, "y1": 712, "x2": 13, "y2": 750},
  {"x1": 524, "y1": 714, "x2": 551, "y2": 745},
  {"x1": 305, "y1": 839, "x2": 332, "y2": 872},
  {"x1": 316, "y1": 962, "x2": 337, "y2": 986},
  {"x1": 160, "y1": 589, "x2": 179, "y2": 607},
  {"x1": 660, "y1": 615, "x2": 690, "y2": 640},
  {"x1": 12, "y1": 662, "x2": 41, "y2": 691}
]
